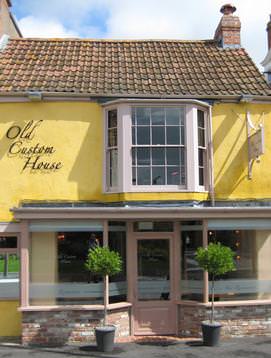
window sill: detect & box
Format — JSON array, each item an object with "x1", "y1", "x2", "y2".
[
  {"x1": 104, "y1": 188, "x2": 209, "y2": 194},
  {"x1": 18, "y1": 302, "x2": 132, "y2": 312},
  {"x1": 177, "y1": 299, "x2": 271, "y2": 307}
]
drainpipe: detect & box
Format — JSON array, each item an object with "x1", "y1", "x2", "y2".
[{"x1": 208, "y1": 106, "x2": 215, "y2": 207}]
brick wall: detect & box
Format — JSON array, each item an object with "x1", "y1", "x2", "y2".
[
  {"x1": 22, "y1": 307, "x2": 130, "y2": 346},
  {"x1": 179, "y1": 304, "x2": 271, "y2": 338}
]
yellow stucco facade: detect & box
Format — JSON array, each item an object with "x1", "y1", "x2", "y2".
[
  {"x1": 0, "y1": 101, "x2": 270, "y2": 222},
  {"x1": 0, "y1": 100, "x2": 270, "y2": 337}
]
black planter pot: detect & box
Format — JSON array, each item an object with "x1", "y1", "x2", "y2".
[
  {"x1": 201, "y1": 321, "x2": 222, "y2": 346},
  {"x1": 95, "y1": 325, "x2": 116, "y2": 352}
]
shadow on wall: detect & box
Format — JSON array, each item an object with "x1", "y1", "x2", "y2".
[{"x1": 213, "y1": 110, "x2": 248, "y2": 197}]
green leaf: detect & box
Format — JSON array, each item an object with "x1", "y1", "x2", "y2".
[
  {"x1": 85, "y1": 246, "x2": 122, "y2": 277},
  {"x1": 195, "y1": 242, "x2": 236, "y2": 277}
]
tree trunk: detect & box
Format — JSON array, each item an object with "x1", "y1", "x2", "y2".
[
  {"x1": 103, "y1": 274, "x2": 109, "y2": 326},
  {"x1": 211, "y1": 274, "x2": 215, "y2": 324}
]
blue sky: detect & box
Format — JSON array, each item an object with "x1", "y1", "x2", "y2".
[{"x1": 11, "y1": 0, "x2": 271, "y2": 69}]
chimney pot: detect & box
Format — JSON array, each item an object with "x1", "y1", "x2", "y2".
[
  {"x1": 214, "y1": 4, "x2": 240, "y2": 48},
  {"x1": 267, "y1": 14, "x2": 271, "y2": 50},
  {"x1": 220, "y1": 4, "x2": 237, "y2": 15}
]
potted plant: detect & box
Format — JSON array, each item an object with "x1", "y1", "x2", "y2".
[
  {"x1": 85, "y1": 246, "x2": 122, "y2": 352},
  {"x1": 195, "y1": 242, "x2": 235, "y2": 346}
]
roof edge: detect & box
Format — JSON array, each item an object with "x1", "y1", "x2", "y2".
[
  {"x1": 11, "y1": 206, "x2": 271, "y2": 220},
  {"x1": 0, "y1": 92, "x2": 270, "y2": 103}
]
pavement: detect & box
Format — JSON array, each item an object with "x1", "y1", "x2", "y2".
[{"x1": 0, "y1": 336, "x2": 271, "y2": 358}]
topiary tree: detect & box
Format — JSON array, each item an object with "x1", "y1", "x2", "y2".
[
  {"x1": 85, "y1": 246, "x2": 122, "y2": 326},
  {"x1": 195, "y1": 242, "x2": 236, "y2": 323}
]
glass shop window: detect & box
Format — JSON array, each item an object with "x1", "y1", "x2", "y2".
[
  {"x1": 180, "y1": 221, "x2": 204, "y2": 301},
  {"x1": 208, "y1": 229, "x2": 271, "y2": 301},
  {"x1": 134, "y1": 221, "x2": 174, "y2": 232},
  {"x1": 0, "y1": 236, "x2": 19, "y2": 300}
]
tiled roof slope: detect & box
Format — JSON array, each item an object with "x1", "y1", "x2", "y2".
[{"x1": 0, "y1": 38, "x2": 270, "y2": 97}]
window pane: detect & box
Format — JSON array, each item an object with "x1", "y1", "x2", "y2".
[
  {"x1": 108, "y1": 128, "x2": 117, "y2": 147},
  {"x1": 0, "y1": 253, "x2": 19, "y2": 278},
  {"x1": 198, "y1": 149, "x2": 204, "y2": 166},
  {"x1": 0, "y1": 254, "x2": 19, "y2": 299},
  {"x1": 134, "y1": 222, "x2": 174, "y2": 232},
  {"x1": 198, "y1": 128, "x2": 205, "y2": 147},
  {"x1": 132, "y1": 108, "x2": 136, "y2": 125},
  {"x1": 181, "y1": 229, "x2": 203, "y2": 301},
  {"x1": 166, "y1": 148, "x2": 179, "y2": 165},
  {"x1": 180, "y1": 148, "x2": 185, "y2": 166},
  {"x1": 0, "y1": 236, "x2": 17, "y2": 248},
  {"x1": 109, "y1": 228, "x2": 127, "y2": 303},
  {"x1": 137, "y1": 126, "x2": 150, "y2": 145},
  {"x1": 152, "y1": 126, "x2": 165, "y2": 145},
  {"x1": 132, "y1": 166, "x2": 136, "y2": 185},
  {"x1": 197, "y1": 110, "x2": 205, "y2": 128},
  {"x1": 137, "y1": 107, "x2": 151, "y2": 125},
  {"x1": 108, "y1": 109, "x2": 117, "y2": 128},
  {"x1": 166, "y1": 126, "x2": 180, "y2": 145},
  {"x1": 132, "y1": 126, "x2": 136, "y2": 145},
  {"x1": 138, "y1": 167, "x2": 151, "y2": 185},
  {"x1": 166, "y1": 108, "x2": 180, "y2": 125},
  {"x1": 199, "y1": 168, "x2": 204, "y2": 186},
  {"x1": 132, "y1": 147, "x2": 136, "y2": 165},
  {"x1": 207, "y1": 230, "x2": 271, "y2": 301},
  {"x1": 152, "y1": 147, "x2": 165, "y2": 165},
  {"x1": 181, "y1": 126, "x2": 185, "y2": 145},
  {"x1": 167, "y1": 166, "x2": 180, "y2": 185},
  {"x1": 151, "y1": 108, "x2": 165, "y2": 125},
  {"x1": 152, "y1": 166, "x2": 165, "y2": 185},
  {"x1": 109, "y1": 149, "x2": 118, "y2": 187},
  {"x1": 137, "y1": 148, "x2": 150, "y2": 166},
  {"x1": 30, "y1": 231, "x2": 104, "y2": 305},
  {"x1": 137, "y1": 239, "x2": 170, "y2": 301}
]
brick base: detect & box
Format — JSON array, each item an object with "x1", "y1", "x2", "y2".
[
  {"x1": 179, "y1": 304, "x2": 271, "y2": 338},
  {"x1": 22, "y1": 307, "x2": 130, "y2": 346}
]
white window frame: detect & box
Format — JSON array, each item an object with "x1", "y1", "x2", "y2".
[{"x1": 103, "y1": 100, "x2": 211, "y2": 194}]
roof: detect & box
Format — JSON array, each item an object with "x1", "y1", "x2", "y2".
[{"x1": 0, "y1": 38, "x2": 270, "y2": 97}]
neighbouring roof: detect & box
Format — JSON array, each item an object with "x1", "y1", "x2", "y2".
[{"x1": 0, "y1": 38, "x2": 270, "y2": 97}]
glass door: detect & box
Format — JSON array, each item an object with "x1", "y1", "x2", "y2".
[
  {"x1": 137, "y1": 239, "x2": 170, "y2": 301},
  {"x1": 133, "y1": 235, "x2": 176, "y2": 335}
]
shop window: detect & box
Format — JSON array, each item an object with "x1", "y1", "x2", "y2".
[
  {"x1": 108, "y1": 222, "x2": 127, "y2": 303},
  {"x1": 180, "y1": 221, "x2": 203, "y2": 301},
  {"x1": 208, "y1": 229, "x2": 271, "y2": 301},
  {"x1": 104, "y1": 101, "x2": 210, "y2": 193},
  {"x1": 29, "y1": 225, "x2": 127, "y2": 306},
  {"x1": 0, "y1": 236, "x2": 19, "y2": 299}
]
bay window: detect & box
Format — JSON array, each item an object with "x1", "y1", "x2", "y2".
[{"x1": 104, "y1": 100, "x2": 210, "y2": 193}]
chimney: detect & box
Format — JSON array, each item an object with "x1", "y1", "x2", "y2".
[
  {"x1": 267, "y1": 15, "x2": 271, "y2": 50},
  {"x1": 0, "y1": 0, "x2": 22, "y2": 38},
  {"x1": 214, "y1": 4, "x2": 241, "y2": 48},
  {"x1": 261, "y1": 15, "x2": 271, "y2": 85}
]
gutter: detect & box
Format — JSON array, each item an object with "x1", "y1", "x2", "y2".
[{"x1": 0, "y1": 92, "x2": 271, "y2": 103}]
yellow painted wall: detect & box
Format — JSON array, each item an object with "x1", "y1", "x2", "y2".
[
  {"x1": 0, "y1": 102, "x2": 103, "y2": 221},
  {"x1": 212, "y1": 103, "x2": 271, "y2": 200},
  {"x1": 0, "y1": 300, "x2": 21, "y2": 336},
  {"x1": 0, "y1": 101, "x2": 271, "y2": 221}
]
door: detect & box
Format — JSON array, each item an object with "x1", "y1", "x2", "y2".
[{"x1": 133, "y1": 235, "x2": 176, "y2": 335}]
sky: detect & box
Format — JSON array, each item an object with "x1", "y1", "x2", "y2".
[{"x1": 11, "y1": 0, "x2": 271, "y2": 70}]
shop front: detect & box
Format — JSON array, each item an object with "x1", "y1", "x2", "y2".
[{"x1": 9, "y1": 206, "x2": 271, "y2": 345}]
